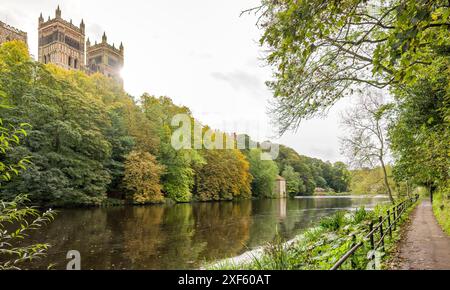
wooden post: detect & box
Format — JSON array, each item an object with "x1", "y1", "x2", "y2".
[
  {"x1": 369, "y1": 221, "x2": 375, "y2": 250},
  {"x1": 369, "y1": 221, "x2": 375, "y2": 266},
  {"x1": 393, "y1": 206, "x2": 396, "y2": 230},
  {"x1": 387, "y1": 210, "x2": 392, "y2": 238},
  {"x1": 351, "y1": 234, "x2": 357, "y2": 269},
  {"x1": 379, "y1": 216, "x2": 385, "y2": 252}
]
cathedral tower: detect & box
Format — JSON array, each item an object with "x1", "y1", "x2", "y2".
[
  {"x1": 86, "y1": 32, "x2": 124, "y2": 86},
  {"x1": 38, "y1": 6, "x2": 85, "y2": 70}
]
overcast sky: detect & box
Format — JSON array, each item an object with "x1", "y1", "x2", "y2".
[{"x1": 1, "y1": 0, "x2": 354, "y2": 163}]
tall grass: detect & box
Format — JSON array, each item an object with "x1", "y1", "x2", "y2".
[{"x1": 433, "y1": 185, "x2": 450, "y2": 236}]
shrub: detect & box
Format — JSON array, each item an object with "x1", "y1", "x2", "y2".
[{"x1": 0, "y1": 195, "x2": 55, "y2": 270}]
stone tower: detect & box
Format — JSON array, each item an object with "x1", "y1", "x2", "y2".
[
  {"x1": 38, "y1": 6, "x2": 85, "y2": 70},
  {"x1": 0, "y1": 21, "x2": 27, "y2": 46},
  {"x1": 86, "y1": 32, "x2": 124, "y2": 86}
]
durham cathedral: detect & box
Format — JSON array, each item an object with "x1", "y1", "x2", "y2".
[{"x1": 0, "y1": 6, "x2": 124, "y2": 86}]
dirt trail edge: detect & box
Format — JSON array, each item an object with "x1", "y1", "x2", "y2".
[{"x1": 394, "y1": 200, "x2": 450, "y2": 270}]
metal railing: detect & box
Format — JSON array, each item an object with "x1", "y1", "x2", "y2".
[{"x1": 330, "y1": 194, "x2": 420, "y2": 270}]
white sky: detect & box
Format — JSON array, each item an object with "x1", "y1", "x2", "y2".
[{"x1": 1, "y1": 0, "x2": 353, "y2": 163}]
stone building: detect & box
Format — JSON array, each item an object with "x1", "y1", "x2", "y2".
[
  {"x1": 0, "y1": 21, "x2": 27, "y2": 46},
  {"x1": 86, "y1": 32, "x2": 124, "y2": 86},
  {"x1": 38, "y1": 6, "x2": 85, "y2": 70},
  {"x1": 274, "y1": 176, "x2": 287, "y2": 198}
]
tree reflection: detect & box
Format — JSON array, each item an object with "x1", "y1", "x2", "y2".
[{"x1": 23, "y1": 196, "x2": 388, "y2": 269}]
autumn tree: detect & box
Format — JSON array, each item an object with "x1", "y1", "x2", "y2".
[
  {"x1": 123, "y1": 150, "x2": 164, "y2": 204},
  {"x1": 194, "y1": 149, "x2": 252, "y2": 201}
]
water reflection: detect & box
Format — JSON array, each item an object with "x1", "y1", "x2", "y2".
[{"x1": 26, "y1": 196, "x2": 388, "y2": 269}]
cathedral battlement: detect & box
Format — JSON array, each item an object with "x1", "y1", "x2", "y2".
[
  {"x1": 86, "y1": 32, "x2": 124, "y2": 86},
  {"x1": 0, "y1": 20, "x2": 27, "y2": 45},
  {"x1": 87, "y1": 33, "x2": 124, "y2": 56},
  {"x1": 0, "y1": 21, "x2": 28, "y2": 36}
]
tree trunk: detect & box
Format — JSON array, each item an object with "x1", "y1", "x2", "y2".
[
  {"x1": 430, "y1": 183, "x2": 437, "y2": 203},
  {"x1": 380, "y1": 157, "x2": 394, "y2": 204}
]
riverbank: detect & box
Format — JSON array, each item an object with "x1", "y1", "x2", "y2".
[
  {"x1": 210, "y1": 197, "x2": 419, "y2": 270},
  {"x1": 312, "y1": 191, "x2": 352, "y2": 196}
]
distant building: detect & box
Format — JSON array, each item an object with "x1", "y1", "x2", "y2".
[
  {"x1": 274, "y1": 176, "x2": 287, "y2": 198},
  {"x1": 0, "y1": 20, "x2": 27, "y2": 46},
  {"x1": 86, "y1": 33, "x2": 124, "y2": 86},
  {"x1": 38, "y1": 6, "x2": 85, "y2": 70}
]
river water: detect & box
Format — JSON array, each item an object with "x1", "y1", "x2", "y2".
[{"x1": 26, "y1": 196, "x2": 389, "y2": 269}]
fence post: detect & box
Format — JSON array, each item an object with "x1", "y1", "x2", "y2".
[
  {"x1": 369, "y1": 221, "x2": 374, "y2": 250},
  {"x1": 379, "y1": 216, "x2": 385, "y2": 252},
  {"x1": 369, "y1": 221, "x2": 375, "y2": 268},
  {"x1": 393, "y1": 206, "x2": 396, "y2": 230},
  {"x1": 387, "y1": 210, "x2": 392, "y2": 238},
  {"x1": 351, "y1": 234, "x2": 357, "y2": 269}
]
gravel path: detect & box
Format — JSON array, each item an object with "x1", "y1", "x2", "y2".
[{"x1": 395, "y1": 200, "x2": 450, "y2": 270}]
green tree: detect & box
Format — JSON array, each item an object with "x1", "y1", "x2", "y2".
[
  {"x1": 330, "y1": 162, "x2": 351, "y2": 193},
  {"x1": 251, "y1": 0, "x2": 449, "y2": 132},
  {"x1": 0, "y1": 41, "x2": 148, "y2": 206},
  {"x1": 390, "y1": 58, "x2": 449, "y2": 190},
  {"x1": 0, "y1": 50, "x2": 55, "y2": 268},
  {"x1": 248, "y1": 149, "x2": 279, "y2": 198},
  {"x1": 350, "y1": 166, "x2": 395, "y2": 195},
  {"x1": 141, "y1": 94, "x2": 201, "y2": 202},
  {"x1": 281, "y1": 165, "x2": 301, "y2": 197}
]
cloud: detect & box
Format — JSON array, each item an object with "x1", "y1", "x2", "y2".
[
  {"x1": 0, "y1": 8, "x2": 23, "y2": 27},
  {"x1": 211, "y1": 70, "x2": 268, "y2": 99},
  {"x1": 86, "y1": 23, "x2": 105, "y2": 41},
  {"x1": 188, "y1": 50, "x2": 212, "y2": 59}
]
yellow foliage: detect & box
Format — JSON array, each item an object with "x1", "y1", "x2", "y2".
[
  {"x1": 124, "y1": 150, "x2": 165, "y2": 204},
  {"x1": 195, "y1": 149, "x2": 252, "y2": 201}
]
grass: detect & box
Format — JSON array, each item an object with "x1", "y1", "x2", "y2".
[
  {"x1": 313, "y1": 191, "x2": 352, "y2": 196},
  {"x1": 211, "y1": 197, "x2": 420, "y2": 270},
  {"x1": 432, "y1": 185, "x2": 450, "y2": 236}
]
